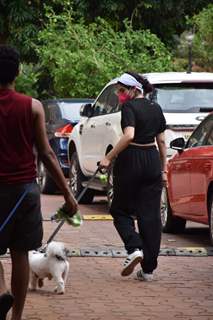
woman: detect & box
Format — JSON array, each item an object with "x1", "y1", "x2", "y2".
[{"x1": 100, "y1": 71, "x2": 167, "y2": 281}]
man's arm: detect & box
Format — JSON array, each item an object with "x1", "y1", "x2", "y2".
[{"x1": 32, "y1": 98, "x2": 78, "y2": 216}]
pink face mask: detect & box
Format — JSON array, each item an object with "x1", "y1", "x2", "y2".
[{"x1": 118, "y1": 92, "x2": 132, "y2": 104}]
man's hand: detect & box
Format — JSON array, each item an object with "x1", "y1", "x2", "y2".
[{"x1": 64, "y1": 194, "x2": 78, "y2": 217}]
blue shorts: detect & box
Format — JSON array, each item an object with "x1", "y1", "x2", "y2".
[{"x1": 0, "y1": 181, "x2": 43, "y2": 255}]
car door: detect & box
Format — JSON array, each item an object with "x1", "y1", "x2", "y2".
[
  {"x1": 187, "y1": 115, "x2": 213, "y2": 216},
  {"x1": 80, "y1": 85, "x2": 115, "y2": 174},
  {"x1": 168, "y1": 149, "x2": 192, "y2": 214}
]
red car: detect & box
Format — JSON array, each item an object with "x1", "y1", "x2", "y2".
[{"x1": 161, "y1": 113, "x2": 213, "y2": 244}]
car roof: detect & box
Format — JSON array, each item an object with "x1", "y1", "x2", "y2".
[
  {"x1": 108, "y1": 72, "x2": 213, "y2": 86},
  {"x1": 42, "y1": 98, "x2": 94, "y2": 103}
]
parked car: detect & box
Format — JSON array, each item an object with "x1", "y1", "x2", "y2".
[
  {"x1": 67, "y1": 72, "x2": 213, "y2": 205},
  {"x1": 161, "y1": 112, "x2": 213, "y2": 244},
  {"x1": 37, "y1": 98, "x2": 94, "y2": 194}
]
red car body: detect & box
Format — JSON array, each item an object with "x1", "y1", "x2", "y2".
[{"x1": 162, "y1": 113, "x2": 213, "y2": 243}]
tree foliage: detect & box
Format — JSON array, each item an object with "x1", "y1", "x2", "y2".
[
  {"x1": 1, "y1": 1, "x2": 212, "y2": 96},
  {"x1": 72, "y1": 0, "x2": 212, "y2": 47},
  {"x1": 36, "y1": 11, "x2": 172, "y2": 98},
  {"x1": 192, "y1": 4, "x2": 213, "y2": 70}
]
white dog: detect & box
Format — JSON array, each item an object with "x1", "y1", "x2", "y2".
[{"x1": 29, "y1": 241, "x2": 70, "y2": 294}]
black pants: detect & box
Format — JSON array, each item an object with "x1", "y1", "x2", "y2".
[{"x1": 110, "y1": 145, "x2": 162, "y2": 273}]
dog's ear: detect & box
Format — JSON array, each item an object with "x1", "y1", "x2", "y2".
[{"x1": 64, "y1": 248, "x2": 70, "y2": 257}]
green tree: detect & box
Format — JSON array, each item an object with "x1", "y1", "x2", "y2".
[
  {"x1": 72, "y1": 0, "x2": 212, "y2": 47},
  {"x1": 192, "y1": 4, "x2": 213, "y2": 70},
  {"x1": 0, "y1": 0, "x2": 72, "y2": 60},
  {"x1": 36, "y1": 11, "x2": 172, "y2": 98}
]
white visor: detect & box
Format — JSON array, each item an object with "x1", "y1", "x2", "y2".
[{"x1": 117, "y1": 73, "x2": 143, "y2": 93}]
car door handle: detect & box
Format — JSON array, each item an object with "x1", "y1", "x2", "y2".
[
  {"x1": 79, "y1": 124, "x2": 83, "y2": 135},
  {"x1": 105, "y1": 122, "x2": 111, "y2": 126},
  {"x1": 90, "y1": 124, "x2": 96, "y2": 128}
]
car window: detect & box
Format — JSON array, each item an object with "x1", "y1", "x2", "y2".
[
  {"x1": 59, "y1": 102, "x2": 82, "y2": 122},
  {"x1": 52, "y1": 104, "x2": 61, "y2": 124},
  {"x1": 187, "y1": 116, "x2": 213, "y2": 148},
  {"x1": 205, "y1": 117, "x2": 213, "y2": 145},
  {"x1": 93, "y1": 84, "x2": 120, "y2": 116},
  {"x1": 46, "y1": 102, "x2": 61, "y2": 124},
  {"x1": 42, "y1": 101, "x2": 50, "y2": 122},
  {"x1": 149, "y1": 83, "x2": 213, "y2": 113},
  {"x1": 105, "y1": 84, "x2": 120, "y2": 113}
]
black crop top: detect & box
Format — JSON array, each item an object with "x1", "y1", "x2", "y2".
[{"x1": 121, "y1": 98, "x2": 166, "y2": 144}]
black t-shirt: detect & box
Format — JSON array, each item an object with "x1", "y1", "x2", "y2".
[{"x1": 121, "y1": 98, "x2": 166, "y2": 144}]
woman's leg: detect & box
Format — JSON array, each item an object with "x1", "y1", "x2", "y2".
[
  {"x1": 111, "y1": 209, "x2": 143, "y2": 254},
  {"x1": 110, "y1": 149, "x2": 145, "y2": 254},
  {"x1": 136, "y1": 178, "x2": 162, "y2": 274}
]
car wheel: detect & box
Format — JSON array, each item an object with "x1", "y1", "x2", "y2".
[
  {"x1": 107, "y1": 165, "x2": 114, "y2": 209},
  {"x1": 37, "y1": 161, "x2": 57, "y2": 194},
  {"x1": 208, "y1": 191, "x2": 213, "y2": 245},
  {"x1": 69, "y1": 151, "x2": 95, "y2": 204},
  {"x1": 161, "y1": 187, "x2": 186, "y2": 233}
]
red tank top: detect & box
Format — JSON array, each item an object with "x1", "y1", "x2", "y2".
[{"x1": 0, "y1": 88, "x2": 36, "y2": 183}]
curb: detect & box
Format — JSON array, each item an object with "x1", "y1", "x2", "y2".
[{"x1": 1, "y1": 247, "x2": 213, "y2": 258}]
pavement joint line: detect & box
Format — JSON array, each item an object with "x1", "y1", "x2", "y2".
[{"x1": 1, "y1": 247, "x2": 213, "y2": 258}]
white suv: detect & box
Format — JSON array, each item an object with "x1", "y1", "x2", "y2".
[{"x1": 68, "y1": 72, "x2": 213, "y2": 205}]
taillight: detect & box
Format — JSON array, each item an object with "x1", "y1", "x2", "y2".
[{"x1": 54, "y1": 123, "x2": 73, "y2": 138}]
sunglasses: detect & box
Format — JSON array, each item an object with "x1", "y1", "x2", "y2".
[{"x1": 114, "y1": 86, "x2": 128, "y2": 95}]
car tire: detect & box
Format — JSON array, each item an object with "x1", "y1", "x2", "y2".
[
  {"x1": 37, "y1": 161, "x2": 57, "y2": 194},
  {"x1": 69, "y1": 151, "x2": 95, "y2": 204},
  {"x1": 107, "y1": 165, "x2": 114, "y2": 209},
  {"x1": 208, "y1": 191, "x2": 213, "y2": 245},
  {"x1": 161, "y1": 187, "x2": 186, "y2": 233}
]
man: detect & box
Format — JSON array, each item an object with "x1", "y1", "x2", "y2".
[{"x1": 0, "y1": 45, "x2": 78, "y2": 320}]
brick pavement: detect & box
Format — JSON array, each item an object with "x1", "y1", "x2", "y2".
[{"x1": 2, "y1": 195, "x2": 213, "y2": 320}]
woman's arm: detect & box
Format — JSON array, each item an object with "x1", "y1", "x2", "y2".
[
  {"x1": 156, "y1": 131, "x2": 168, "y2": 186},
  {"x1": 99, "y1": 127, "x2": 134, "y2": 168}
]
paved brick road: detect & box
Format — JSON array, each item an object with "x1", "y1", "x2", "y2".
[{"x1": 2, "y1": 195, "x2": 213, "y2": 320}]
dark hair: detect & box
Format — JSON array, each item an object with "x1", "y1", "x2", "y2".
[
  {"x1": 0, "y1": 45, "x2": 20, "y2": 86},
  {"x1": 126, "y1": 71, "x2": 154, "y2": 95}
]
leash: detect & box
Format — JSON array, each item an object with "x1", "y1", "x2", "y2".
[
  {"x1": 46, "y1": 166, "x2": 101, "y2": 245},
  {"x1": 0, "y1": 185, "x2": 31, "y2": 233}
]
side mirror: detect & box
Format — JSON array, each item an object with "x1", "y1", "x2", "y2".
[
  {"x1": 80, "y1": 103, "x2": 93, "y2": 117},
  {"x1": 170, "y1": 137, "x2": 185, "y2": 152}
]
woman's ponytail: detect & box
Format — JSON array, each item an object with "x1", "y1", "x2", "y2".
[{"x1": 126, "y1": 71, "x2": 154, "y2": 95}]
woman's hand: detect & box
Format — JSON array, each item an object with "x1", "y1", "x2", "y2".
[{"x1": 99, "y1": 156, "x2": 111, "y2": 169}]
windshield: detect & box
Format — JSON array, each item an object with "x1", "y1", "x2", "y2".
[
  {"x1": 59, "y1": 102, "x2": 83, "y2": 122},
  {"x1": 151, "y1": 83, "x2": 213, "y2": 113}
]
